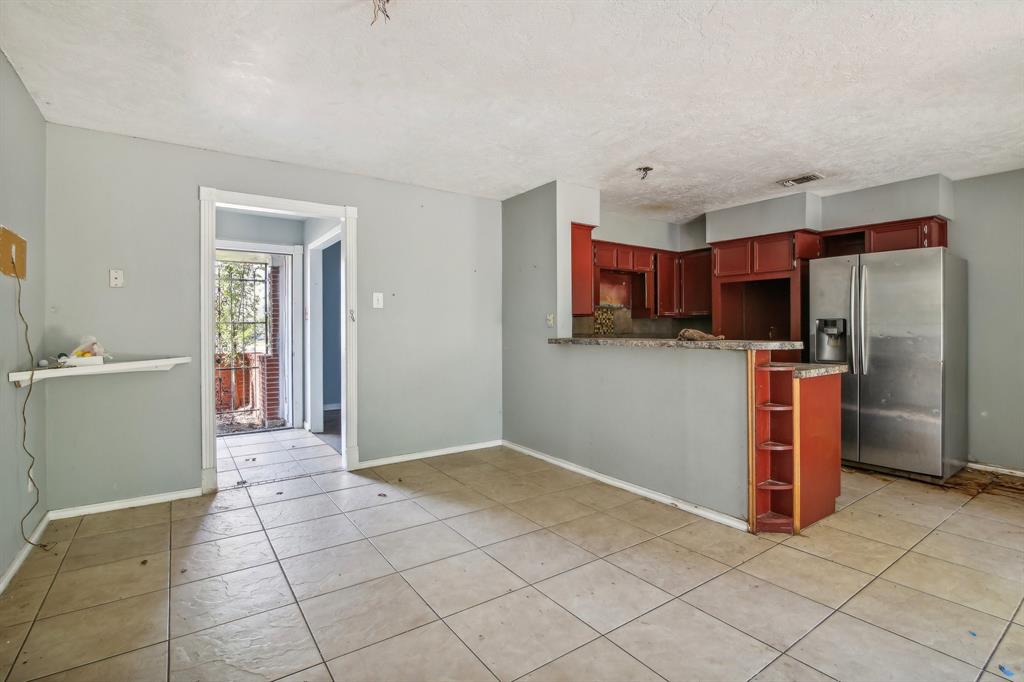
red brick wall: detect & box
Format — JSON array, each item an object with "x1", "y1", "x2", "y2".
[{"x1": 264, "y1": 265, "x2": 282, "y2": 421}]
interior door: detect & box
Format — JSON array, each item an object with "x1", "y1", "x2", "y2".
[
  {"x1": 808, "y1": 255, "x2": 859, "y2": 463},
  {"x1": 858, "y1": 249, "x2": 944, "y2": 476}
]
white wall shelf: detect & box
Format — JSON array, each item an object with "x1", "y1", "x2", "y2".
[{"x1": 8, "y1": 357, "x2": 192, "y2": 387}]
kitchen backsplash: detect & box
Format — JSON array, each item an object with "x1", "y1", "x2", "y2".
[{"x1": 573, "y1": 306, "x2": 711, "y2": 337}]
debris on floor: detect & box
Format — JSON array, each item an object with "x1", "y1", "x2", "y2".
[{"x1": 942, "y1": 468, "x2": 1024, "y2": 502}]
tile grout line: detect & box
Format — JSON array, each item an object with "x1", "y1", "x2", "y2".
[
  {"x1": 240, "y1": 484, "x2": 333, "y2": 681},
  {"x1": 285, "y1": 477, "x2": 502, "y2": 682},
  {"x1": 165, "y1": 501, "x2": 172, "y2": 682},
  {"x1": 772, "y1": 504, "x2": 992, "y2": 678},
  {"x1": 4, "y1": 516, "x2": 83, "y2": 682}
]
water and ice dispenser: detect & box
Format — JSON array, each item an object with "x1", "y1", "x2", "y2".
[{"x1": 814, "y1": 318, "x2": 848, "y2": 363}]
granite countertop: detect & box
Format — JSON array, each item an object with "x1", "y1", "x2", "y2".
[
  {"x1": 761, "y1": 362, "x2": 848, "y2": 379},
  {"x1": 549, "y1": 337, "x2": 803, "y2": 351}
]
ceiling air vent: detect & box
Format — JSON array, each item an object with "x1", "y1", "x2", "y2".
[{"x1": 776, "y1": 173, "x2": 824, "y2": 188}]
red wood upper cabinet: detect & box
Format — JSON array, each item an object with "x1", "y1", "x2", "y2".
[
  {"x1": 679, "y1": 248, "x2": 711, "y2": 316},
  {"x1": 867, "y1": 221, "x2": 922, "y2": 252},
  {"x1": 714, "y1": 240, "x2": 752, "y2": 277},
  {"x1": 571, "y1": 223, "x2": 596, "y2": 316},
  {"x1": 866, "y1": 218, "x2": 947, "y2": 253},
  {"x1": 655, "y1": 251, "x2": 679, "y2": 317},
  {"x1": 793, "y1": 231, "x2": 823, "y2": 260},
  {"x1": 633, "y1": 247, "x2": 655, "y2": 272},
  {"x1": 752, "y1": 233, "x2": 795, "y2": 274},
  {"x1": 615, "y1": 245, "x2": 635, "y2": 271},
  {"x1": 594, "y1": 241, "x2": 617, "y2": 268}
]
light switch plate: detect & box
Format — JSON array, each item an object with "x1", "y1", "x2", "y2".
[
  {"x1": 372, "y1": 292, "x2": 384, "y2": 309},
  {"x1": 109, "y1": 269, "x2": 125, "y2": 288},
  {"x1": 546, "y1": 313, "x2": 555, "y2": 328}
]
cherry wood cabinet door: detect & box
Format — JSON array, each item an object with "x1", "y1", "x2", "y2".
[
  {"x1": 713, "y1": 240, "x2": 752, "y2": 277},
  {"x1": 752, "y1": 233, "x2": 795, "y2": 274},
  {"x1": 867, "y1": 221, "x2": 924, "y2": 253},
  {"x1": 615, "y1": 245, "x2": 635, "y2": 271},
  {"x1": 594, "y1": 241, "x2": 617, "y2": 268},
  {"x1": 655, "y1": 251, "x2": 679, "y2": 316},
  {"x1": 633, "y1": 247, "x2": 655, "y2": 272},
  {"x1": 680, "y1": 249, "x2": 711, "y2": 316},
  {"x1": 571, "y1": 223, "x2": 595, "y2": 316}
]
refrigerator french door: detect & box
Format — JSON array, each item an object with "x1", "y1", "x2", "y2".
[{"x1": 809, "y1": 248, "x2": 966, "y2": 479}]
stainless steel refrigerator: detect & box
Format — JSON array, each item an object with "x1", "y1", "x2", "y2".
[{"x1": 809, "y1": 248, "x2": 966, "y2": 479}]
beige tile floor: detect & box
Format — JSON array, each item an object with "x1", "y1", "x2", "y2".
[{"x1": 1, "y1": 430, "x2": 1022, "y2": 681}]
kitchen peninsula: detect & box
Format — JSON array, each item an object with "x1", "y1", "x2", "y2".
[{"x1": 549, "y1": 336, "x2": 846, "y2": 534}]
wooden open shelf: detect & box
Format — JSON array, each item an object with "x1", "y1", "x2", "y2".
[
  {"x1": 756, "y1": 511, "x2": 794, "y2": 533},
  {"x1": 757, "y1": 479, "x2": 794, "y2": 491},
  {"x1": 756, "y1": 402, "x2": 793, "y2": 412},
  {"x1": 748, "y1": 348, "x2": 842, "y2": 536},
  {"x1": 750, "y1": 349, "x2": 796, "y2": 534}
]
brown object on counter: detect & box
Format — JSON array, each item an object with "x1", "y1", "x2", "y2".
[{"x1": 677, "y1": 328, "x2": 724, "y2": 341}]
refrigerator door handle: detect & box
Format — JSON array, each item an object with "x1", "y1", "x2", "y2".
[
  {"x1": 849, "y1": 265, "x2": 859, "y2": 375},
  {"x1": 860, "y1": 264, "x2": 869, "y2": 375}
]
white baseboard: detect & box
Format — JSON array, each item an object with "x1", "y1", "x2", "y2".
[
  {"x1": 502, "y1": 440, "x2": 748, "y2": 532},
  {"x1": 349, "y1": 440, "x2": 503, "y2": 470},
  {"x1": 0, "y1": 513, "x2": 49, "y2": 596},
  {"x1": 1, "y1": 486, "x2": 206, "y2": 591},
  {"x1": 201, "y1": 467, "x2": 218, "y2": 494},
  {"x1": 48, "y1": 487, "x2": 204, "y2": 520},
  {"x1": 966, "y1": 462, "x2": 1024, "y2": 478}
]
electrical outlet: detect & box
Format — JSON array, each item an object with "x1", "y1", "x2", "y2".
[
  {"x1": 546, "y1": 313, "x2": 555, "y2": 328},
  {"x1": 109, "y1": 269, "x2": 125, "y2": 288},
  {"x1": 372, "y1": 292, "x2": 384, "y2": 309}
]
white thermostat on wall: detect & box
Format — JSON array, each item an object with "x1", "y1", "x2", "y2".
[
  {"x1": 372, "y1": 292, "x2": 384, "y2": 309},
  {"x1": 109, "y1": 269, "x2": 125, "y2": 288}
]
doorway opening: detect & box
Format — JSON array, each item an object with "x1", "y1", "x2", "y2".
[
  {"x1": 200, "y1": 188, "x2": 359, "y2": 492},
  {"x1": 319, "y1": 242, "x2": 343, "y2": 450},
  {"x1": 213, "y1": 247, "x2": 295, "y2": 435}
]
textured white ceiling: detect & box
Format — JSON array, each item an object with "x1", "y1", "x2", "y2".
[{"x1": 2, "y1": 1, "x2": 1022, "y2": 222}]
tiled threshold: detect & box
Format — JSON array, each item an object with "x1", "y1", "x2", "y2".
[{"x1": 0, "y1": 431, "x2": 1021, "y2": 681}]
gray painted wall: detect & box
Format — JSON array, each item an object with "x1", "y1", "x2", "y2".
[
  {"x1": 706, "y1": 192, "x2": 821, "y2": 242},
  {"x1": 821, "y1": 174, "x2": 954, "y2": 229},
  {"x1": 216, "y1": 210, "x2": 305, "y2": 246},
  {"x1": 593, "y1": 211, "x2": 709, "y2": 252},
  {"x1": 947, "y1": 170, "x2": 1023, "y2": 470},
  {"x1": 678, "y1": 215, "x2": 709, "y2": 251},
  {"x1": 322, "y1": 242, "x2": 342, "y2": 406},
  {"x1": 503, "y1": 184, "x2": 749, "y2": 520},
  {"x1": 595, "y1": 211, "x2": 680, "y2": 251},
  {"x1": 0, "y1": 51, "x2": 48, "y2": 577},
  {"x1": 43, "y1": 124, "x2": 502, "y2": 508}
]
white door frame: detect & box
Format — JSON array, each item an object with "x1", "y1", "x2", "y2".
[
  {"x1": 200, "y1": 188, "x2": 359, "y2": 491},
  {"x1": 305, "y1": 226, "x2": 343, "y2": 435},
  {"x1": 214, "y1": 240, "x2": 304, "y2": 430}
]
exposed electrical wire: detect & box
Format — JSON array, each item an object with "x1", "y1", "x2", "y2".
[
  {"x1": 371, "y1": 0, "x2": 391, "y2": 25},
  {"x1": 12, "y1": 256, "x2": 48, "y2": 551}
]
